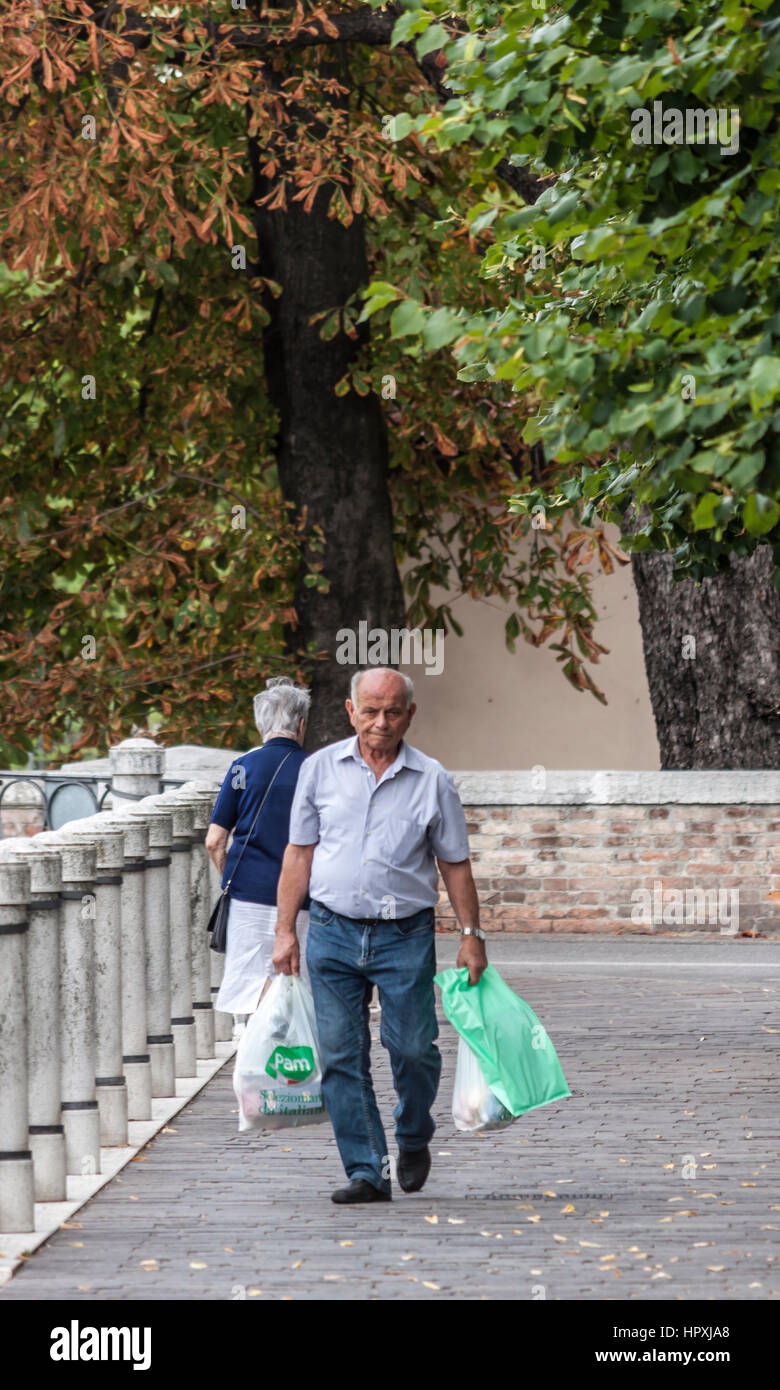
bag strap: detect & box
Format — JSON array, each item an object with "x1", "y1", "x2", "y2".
[{"x1": 222, "y1": 750, "x2": 295, "y2": 895}]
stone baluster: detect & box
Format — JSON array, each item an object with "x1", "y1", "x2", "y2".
[
  {"x1": 97, "y1": 811, "x2": 152, "y2": 1120},
  {"x1": 36, "y1": 834, "x2": 101, "y2": 1178},
  {"x1": 62, "y1": 818, "x2": 129, "y2": 1147},
  {"x1": 146, "y1": 794, "x2": 197, "y2": 1078},
  {"x1": 0, "y1": 859, "x2": 34, "y2": 1232},
  {"x1": 0, "y1": 839, "x2": 66, "y2": 1202},
  {"x1": 108, "y1": 737, "x2": 164, "y2": 808},
  {"x1": 127, "y1": 801, "x2": 176, "y2": 1098},
  {"x1": 178, "y1": 781, "x2": 219, "y2": 1060}
]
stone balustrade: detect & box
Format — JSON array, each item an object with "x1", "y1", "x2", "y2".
[{"x1": 0, "y1": 739, "x2": 228, "y2": 1234}]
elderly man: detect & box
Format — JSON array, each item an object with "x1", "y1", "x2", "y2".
[{"x1": 273, "y1": 665, "x2": 487, "y2": 1204}]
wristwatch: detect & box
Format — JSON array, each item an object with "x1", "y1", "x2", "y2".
[{"x1": 461, "y1": 926, "x2": 486, "y2": 941}]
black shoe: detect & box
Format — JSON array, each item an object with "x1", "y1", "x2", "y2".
[
  {"x1": 331, "y1": 1179, "x2": 391, "y2": 1205},
  {"x1": 397, "y1": 1145, "x2": 431, "y2": 1193}
]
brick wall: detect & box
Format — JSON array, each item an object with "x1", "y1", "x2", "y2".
[{"x1": 435, "y1": 772, "x2": 780, "y2": 936}]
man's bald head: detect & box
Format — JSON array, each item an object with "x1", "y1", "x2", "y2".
[{"x1": 350, "y1": 666, "x2": 414, "y2": 709}]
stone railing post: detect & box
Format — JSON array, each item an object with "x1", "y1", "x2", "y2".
[
  {"x1": 63, "y1": 818, "x2": 128, "y2": 1148},
  {"x1": 0, "y1": 839, "x2": 65, "y2": 1202},
  {"x1": 178, "y1": 781, "x2": 219, "y2": 1060},
  {"x1": 36, "y1": 834, "x2": 101, "y2": 1178},
  {"x1": 109, "y1": 737, "x2": 164, "y2": 808},
  {"x1": 0, "y1": 859, "x2": 34, "y2": 1233},
  {"x1": 147, "y1": 793, "x2": 197, "y2": 1078},
  {"x1": 128, "y1": 800, "x2": 176, "y2": 1098},
  {"x1": 98, "y1": 812, "x2": 152, "y2": 1120}
]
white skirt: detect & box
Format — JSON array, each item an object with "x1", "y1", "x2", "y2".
[{"x1": 215, "y1": 899, "x2": 310, "y2": 1015}]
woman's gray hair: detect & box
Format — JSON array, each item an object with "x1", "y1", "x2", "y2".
[{"x1": 253, "y1": 676, "x2": 311, "y2": 738}]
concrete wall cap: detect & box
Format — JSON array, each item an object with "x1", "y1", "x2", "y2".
[{"x1": 451, "y1": 769, "x2": 780, "y2": 806}]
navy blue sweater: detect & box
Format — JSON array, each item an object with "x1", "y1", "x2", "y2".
[{"x1": 210, "y1": 738, "x2": 310, "y2": 907}]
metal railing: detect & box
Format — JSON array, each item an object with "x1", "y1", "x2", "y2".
[{"x1": 0, "y1": 771, "x2": 189, "y2": 836}]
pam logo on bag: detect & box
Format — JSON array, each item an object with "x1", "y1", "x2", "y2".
[{"x1": 265, "y1": 1045, "x2": 315, "y2": 1084}]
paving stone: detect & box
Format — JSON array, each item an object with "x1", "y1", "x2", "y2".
[{"x1": 2, "y1": 936, "x2": 779, "y2": 1301}]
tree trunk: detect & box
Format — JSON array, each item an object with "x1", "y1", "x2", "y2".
[
  {"x1": 632, "y1": 546, "x2": 780, "y2": 768},
  {"x1": 250, "y1": 87, "x2": 405, "y2": 750}
]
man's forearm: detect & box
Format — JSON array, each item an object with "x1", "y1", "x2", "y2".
[
  {"x1": 438, "y1": 858, "x2": 481, "y2": 929},
  {"x1": 276, "y1": 845, "x2": 314, "y2": 932}
]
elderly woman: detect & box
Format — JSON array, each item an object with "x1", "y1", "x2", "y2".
[{"x1": 205, "y1": 677, "x2": 311, "y2": 1031}]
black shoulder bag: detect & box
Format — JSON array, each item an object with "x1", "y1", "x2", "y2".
[{"x1": 207, "y1": 750, "x2": 294, "y2": 954}]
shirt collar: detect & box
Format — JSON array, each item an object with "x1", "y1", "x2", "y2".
[
  {"x1": 262, "y1": 736, "x2": 301, "y2": 749},
  {"x1": 337, "y1": 735, "x2": 422, "y2": 776}
]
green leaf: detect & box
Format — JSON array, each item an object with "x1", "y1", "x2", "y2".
[
  {"x1": 421, "y1": 308, "x2": 462, "y2": 351},
  {"x1": 416, "y1": 24, "x2": 451, "y2": 59},
  {"x1": 383, "y1": 113, "x2": 414, "y2": 142},
  {"x1": 390, "y1": 299, "x2": 426, "y2": 338},
  {"x1": 748, "y1": 355, "x2": 780, "y2": 401},
  {"x1": 743, "y1": 493, "x2": 780, "y2": 535},
  {"x1": 692, "y1": 493, "x2": 722, "y2": 530}
]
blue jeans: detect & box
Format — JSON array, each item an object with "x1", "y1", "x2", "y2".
[{"x1": 306, "y1": 900, "x2": 441, "y2": 1194}]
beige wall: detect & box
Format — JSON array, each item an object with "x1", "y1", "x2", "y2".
[{"x1": 398, "y1": 536, "x2": 659, "y2": 770}]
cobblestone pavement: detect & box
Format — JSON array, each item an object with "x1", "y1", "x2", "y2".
[{"x1": 2, "y1": 935, "x2": 779, "y2": 1302}]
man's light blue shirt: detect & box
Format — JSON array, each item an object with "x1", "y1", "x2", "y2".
[{"x1": 288, "y1": 735, "x2": 470, "y2": 920}]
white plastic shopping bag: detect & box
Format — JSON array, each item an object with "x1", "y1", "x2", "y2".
[
  {"x1": 233, "y1": 974, "x2": 328, "y2": 1131},
  {"x1": 451, "y1": 1036, "x2": 515, "y2": 1133}
]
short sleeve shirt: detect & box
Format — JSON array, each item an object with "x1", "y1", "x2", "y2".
[{"x1": 288, "y1": 735, "x2": 469, "y2": 919}]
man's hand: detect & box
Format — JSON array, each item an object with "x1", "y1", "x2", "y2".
[
  {"x1": 456, "y1": 933, "x2": 488, "y2": 986},
  {"x1": 272, "y1": 928, "x2": 300, "y2": 977}
]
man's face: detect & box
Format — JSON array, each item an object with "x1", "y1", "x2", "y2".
[{"x1": 346, "y1": 672, "x2": 415, "y2": 753}]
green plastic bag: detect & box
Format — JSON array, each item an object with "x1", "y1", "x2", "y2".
[{"x1": 433, "y1": 963, "x2": 571, "y2": 1117}]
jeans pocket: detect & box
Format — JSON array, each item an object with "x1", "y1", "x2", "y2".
[
  {"x1": 310, "y1": 899, "x2": 336, "y2": 927},
  {"x1": 394, "y1": 908, "x2": 434, "y2": 938}
]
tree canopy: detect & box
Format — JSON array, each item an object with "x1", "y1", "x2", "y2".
[
  {"x1": 366, "y1": 0, "x2": 780, "y2": 581},
  {"x1": 1, "y1": 0, "x2": 620, "y2": 765}
]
